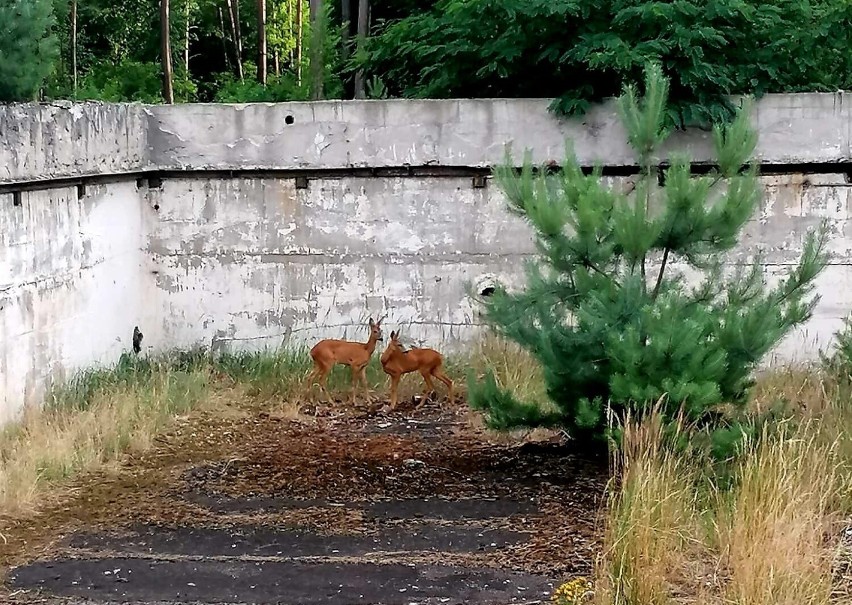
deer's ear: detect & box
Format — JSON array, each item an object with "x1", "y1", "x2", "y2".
[
  {"x1": 369, "y1": 317, "x2": 375, "y2": 327},
  {"x1": 390, "y1": 330, "x2": 396, "y2": 339}
]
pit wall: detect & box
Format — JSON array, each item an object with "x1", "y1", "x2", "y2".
[{"x1": 1, "y1": 94, "x2": 852, "y2": 422}]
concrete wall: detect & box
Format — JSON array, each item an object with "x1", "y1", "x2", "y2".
[
  {"x1": 0, "y1": 182, "x2": 152, "y2": 423},
  {"x1": 2, "y1": 94, "x2": 852, "y2": 420},
  {"x1": 148, "y1": 93, "x2": 852, "y2": 170},
  {"x1": 0, "y1": 103, "x2": 149, "y2": 184}
]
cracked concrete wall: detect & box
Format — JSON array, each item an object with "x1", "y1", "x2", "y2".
[
  {"x1": 2, "y1": 95, "x2": 852, "y2": 422},
  {"x1": 148, "y1": 93, "x2": 852, "y2": 170},
  {"x1": 0, "y1": 182, "x2": 154, "y2": 423},
  {"x1": 0, "y1": 103, "x2": 149, "y2": 184},
  {"x1": 141, "y1": 173, "x2": 852, "y2": 367}
]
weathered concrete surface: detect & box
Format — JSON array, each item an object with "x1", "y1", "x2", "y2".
[
  {"x1": 140, "y1": 173, "x2": 852, "y2": 365},
  {"x1": 148, "y1": 93, "x2": 852, "y2": 170},
  {"x1": 0, "y1": 182, "x2": 154, "y2": 423},
  {"x1": 0, "y1": 103, "x2": 149, "y2": 184}
]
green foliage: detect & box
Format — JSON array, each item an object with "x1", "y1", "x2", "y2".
[
  {"x1": 213, "y1": 62, "x2": 308, "y2": 102},
  {"x1": 304, "y1": 0, "x2": 345, "y2": 99},
  {"x1": 76, "y1": 59, "x2": 197, "y2": 103},
  {"x1": 360, "y1": 0, "x2": 852, "y2": 127},
  {"x1": 468, "y1": 64, "x2": 830, "y2": 442},
  {"x1": 820, "y1": 313, "x2": 852, "y2": 379},
  {"x1": 0, "y1": 0, "x2": 60, "y2": 101},
  {"x1": 49, "y1": 347, "x2": 210, "y2": 412}
]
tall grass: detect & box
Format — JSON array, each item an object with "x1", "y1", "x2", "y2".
[
  {"x1": 458, "y1": 334, "x2": 550, "y2": 406},
  {"x1": 0, "y1": 353, "x2": 210, "y2": 515},
  {"x1": 719, "y1": 422, "x2": 841, "y2": 605},
  {"x1": 593, "y1": 370, "x2": 852, "y2": 605},
  {"x1": 594, "y1": 410, "x2": 701, "y2": 605}
]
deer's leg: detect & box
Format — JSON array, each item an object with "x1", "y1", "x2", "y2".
[
  {"x1": 432, "y1": 367, "x2": 454, "y2": 404},
  {"x1": 419, "y1": 369, "x2": 437, "y2": 404},
  {"x1": 389, "y1": 374, "x2": 401, "y2": 411},
  {"x1": 305, "y1": 363, "x2": 326, "y2": 402},
  {"x1": 348, "y1": 364, "x2": 360, "y2": 404},
  {"x1": 309, "y1": 362, "x2": 331, "y2": 402},
  {"x1": 358, "y1": 365, "x2": 371, "y2": 402}
]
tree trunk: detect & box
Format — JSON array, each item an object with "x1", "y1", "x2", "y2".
[
  {"x1": 257, "y1": 0, "x2": 267, "y2": 84},
  {"x1": 274, "y1": 49, "x2": 280, "y2": 76},
  {"x1": 233, "y1": 0, "x2": 244, "y2": 77},
  {"x1": 225, "y1": 0, "x2": 243, "y2": 80},
  {"x1": 71, "y1": 0, "x2": 77, "y2": 97},
  {"x1": 161, "y1": 0, "x2": 175, "y2": 103},
  {"x1": 184, "y1": 0, "x2": 191, "y2": 73},
  {"x1": 218, "y1": 7, "x2": 232, "y2": 70},
  {"x1": 309, "y1": 0, "x2": 323, "y2": 100},
  {"x1": 340, "y1": 0, "x2": 350, "y2": 62},
  {"x1": 353, "y1": 0, "x2": 368, "y2": 99},
  {"x1": 295, "y1": 0, "x2": 303, "y2": 85}
]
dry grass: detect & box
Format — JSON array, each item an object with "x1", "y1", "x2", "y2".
[
  {"x1": 593, "y1": 371, "x2": 852, "y2": 605},
  {"x1": 0, "y1": 334, "x2": 546, "y2": 518},
  {"x1": 0, "y1": 356, "x2": 210, "y2": 515},
  {"x1": 593, "y1": 409, "x2": 702, "y2": 605},
  {"x1": 718, "y1": 423, "x2": 841, "y2": 605},
  {"x1": 460, "y1": 334, "x2": 550, "y2": 407}
]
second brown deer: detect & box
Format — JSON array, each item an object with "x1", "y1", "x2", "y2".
[
  {"x1": 306, "y1": 316, "x2": 384, "y2": 404},
  {"x1": 380, "y1": 329, "x2": 453, "y2": 411}
]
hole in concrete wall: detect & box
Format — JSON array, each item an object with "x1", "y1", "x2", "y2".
[
  {"x1": 480, "y1": 286, "x2": 496, "y2": 297},
  {"x1": 285, "y1": 115, "x2": 295, "y2": 125},
  {"x1": 76, "y1": 183, "x2": 86, "y2": 199},
  {"x1": 136, "y1": 178, "x2": 147, "y2": 189},
  {"x1": 153, "y1": 203, "x2": 160, "y2": 211},
  {"x1": 148, "y1": 176, "x2": 164, "y2": 189},
  {"x1": 12, "y1": 191, "x2": 22, "y2": 207},
  {"x1": 295, "y1": 176, "x2": 309, "y2": 189},
  {"x1": 472, "y1": 175, "x2": 487, "y2": 189}
]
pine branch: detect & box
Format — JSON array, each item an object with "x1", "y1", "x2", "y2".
[{"x1": 652, "y1": 247, "x2": 670, "y2": 299}]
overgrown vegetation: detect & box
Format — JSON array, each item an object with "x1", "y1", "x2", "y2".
[
  {"x1": 361, "y1": 0, "x2": 852, "y2": 127},
  {"x1": 3, "y1": 0, "x2": 852, "y2": 118},
  {"x1": 593, "y1": 362, "x2": 852, "y2": 605},
  {"x1": 0, "y1": 0, "x2": 59, "y2": 101},
  {"x1": 467, "y1": 63, "x2": 830, "y2": 446}
]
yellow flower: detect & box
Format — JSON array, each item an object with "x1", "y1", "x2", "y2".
[{"x1": 551, "y1": 577, "x2": 594, "y2": 605}]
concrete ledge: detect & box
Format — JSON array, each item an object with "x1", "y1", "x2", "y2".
[
  {"x1": 0, "y1": 102, "x2": 150, "y2": 185},
  {"x1": 147, "y1": 93, "x2": 852, "y2": 171},
  {"x1": 3, "y1": 93, "x2": 851, "y2": 185},
  {"x1": 148, "y1": 93, "x2": 852, "y2": 169}
]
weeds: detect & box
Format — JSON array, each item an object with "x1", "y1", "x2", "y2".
[
  {"x1": 0, "y1": 352, "x2": 210, "y2": 514},
  {"x1": 594, "y1": 409, "x2": 701, "y2": 605},
  {"x1": 593, "y1": 369, "x2": 852, "y2": 605}
]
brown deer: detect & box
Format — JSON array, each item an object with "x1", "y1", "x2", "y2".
[
  {"x1": 306, "y1": 316, "x2": 384, "y2": 403},
  {"x1": 380, "y1": 330, "x2": 453, "y2": 411}
]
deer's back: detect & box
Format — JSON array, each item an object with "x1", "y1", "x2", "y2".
[{"x1": 311, "y1": 339, "x2": 367, "y2": 361}]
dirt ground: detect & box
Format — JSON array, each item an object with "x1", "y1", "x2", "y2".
[{"x1": 0, "y1": 394, "x2": 609, "y2": 605}]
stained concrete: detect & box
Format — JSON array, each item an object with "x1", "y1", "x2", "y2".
[
  {"x1": 0, "y1": 102, "x2": 148, "y2": 184},
  {"x1": 2, "y1": 96, "x2": 852, "y2": 421},
  {"x1": 146, "y1": 94, "x2": 852, "y2": 171}
]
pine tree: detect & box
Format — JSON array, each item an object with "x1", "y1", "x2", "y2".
[
  {"x1": 0, "y1": 0, "x2": 59, "y2": 102},
  {"x1": 468, "y1": 63, "x2": 830, "y2": 442}
]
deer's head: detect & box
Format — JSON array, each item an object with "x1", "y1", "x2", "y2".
[
  {"x1": 381, "y1": 329, "x2": 404, "y2": 363},
  {"x1": 368, "y1": 316, "x2": 384, "y2": 342}
]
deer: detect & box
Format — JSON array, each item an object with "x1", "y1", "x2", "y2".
[
  {"x1": 305, "y1": 316, "x2": 384, "y2": 404},
  {"x1": 380, "y1": 329, "x2": 453, "y2": 411}
]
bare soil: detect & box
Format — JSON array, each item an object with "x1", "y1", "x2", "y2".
[{"x1": 0, "y1": 395, "x2": 609, "y2": 605}]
